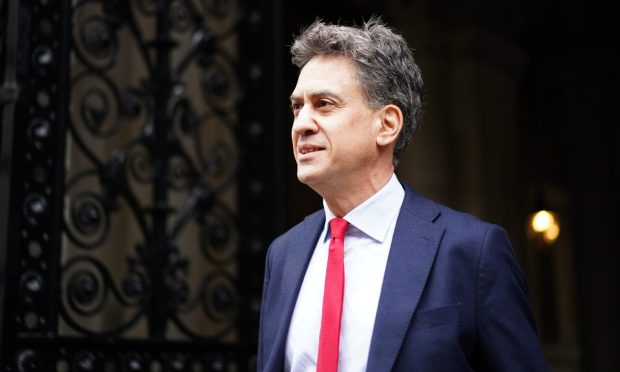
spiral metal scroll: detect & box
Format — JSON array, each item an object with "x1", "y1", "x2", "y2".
[
  {"x1": 60, "y1": 255, "x2": 147, "y2": 335},
  {"x1": 62, "y1": 0, "x2": 241, "y2": 340}
]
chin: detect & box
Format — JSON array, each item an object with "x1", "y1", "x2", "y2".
[
  {"x1": 296, "y1": 169, "x2": 321, "y2": 186},
  {"x1": 296, "y1": 173, "x2": 314, "y2": 185}
]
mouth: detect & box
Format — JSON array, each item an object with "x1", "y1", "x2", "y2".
[{"x1": 298, "y1": 144, "x2": 325, "y2": 155}]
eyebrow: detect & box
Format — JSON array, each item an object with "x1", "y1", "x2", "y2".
[{"x1": 289, "y1": 90, "x2": 343, "y2": 102}]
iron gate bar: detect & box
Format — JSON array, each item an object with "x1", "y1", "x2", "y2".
[
  {"x1": 0, "y1": 0, "x2": 21, "y2": 356},
  {"x1": 149, "y1": 0, "x2": 174, "y2": 341}
]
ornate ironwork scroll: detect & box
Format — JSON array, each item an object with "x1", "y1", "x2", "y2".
[
  {"x1": 63, "y1": 0, "x2": 243, "y2": 341},
  {"x1": 1, "y1": 0, "x2": 282, "y2": 370}
]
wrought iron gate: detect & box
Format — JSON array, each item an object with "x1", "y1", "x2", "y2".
[{"x1": 0, "y1": 0, "x2": 282, "y2": 370}]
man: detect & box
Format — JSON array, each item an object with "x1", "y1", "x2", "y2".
[{"x1": 258, "y1": 19, "x2": 549, "y2": 372}]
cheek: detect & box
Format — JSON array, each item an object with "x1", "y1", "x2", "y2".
[
  {"x1": 344, "y1": 123, "x2": 375, "y2": 148},
  {"x1": 291, "y1": 133, "x2": 298, "y2": 149}
]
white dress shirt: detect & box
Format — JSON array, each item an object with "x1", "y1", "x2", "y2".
[{"x1": 285, "y1": 174, "x2": 405, "y2": 372}]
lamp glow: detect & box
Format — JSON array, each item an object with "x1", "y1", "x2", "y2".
[
  {"x1": 543, "y1": 221, "x2": 560, "y2": 244},
  {"x1": 531, "y1": 210, "x2": 554, "y2": 232},
  {"x1": 528, "y1": 210, "x2": 560, "y2": 245}
]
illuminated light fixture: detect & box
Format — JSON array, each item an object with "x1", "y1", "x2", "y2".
[{"x1": 527, "y1": 210, "x2": 560, "y2": 245}]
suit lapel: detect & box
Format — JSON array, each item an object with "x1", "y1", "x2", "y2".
[
  {"x1": 268, "y1": 211, "x2": 324, "y2": 369},
  {"x1": 366, "y1": 187, "x2": 445, "y2": 372}
]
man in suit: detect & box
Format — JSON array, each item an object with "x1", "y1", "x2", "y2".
[{"x1": 258, "y1": 19, "x2": 549, "y2": 372}]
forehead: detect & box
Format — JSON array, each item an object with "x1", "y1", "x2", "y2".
[{"x1": 291, "y1": 55, "x2": 361, "y2": 99}]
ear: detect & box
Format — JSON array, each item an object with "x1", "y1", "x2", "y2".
[{"x1": 376, "y1": 104, "x2": 403, "y2": 148}]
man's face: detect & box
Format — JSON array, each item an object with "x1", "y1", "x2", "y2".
[{"x1": 290, "y1": 55, "x2": 380, "y2": 191}]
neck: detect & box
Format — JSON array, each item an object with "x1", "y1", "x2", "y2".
[{"x1": 319, "y1": 167, "x2": 394, "y2": 217}]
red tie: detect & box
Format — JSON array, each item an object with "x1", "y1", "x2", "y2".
[{"x1": 317, "y1": 217, "x2": 349, "y2": 372}]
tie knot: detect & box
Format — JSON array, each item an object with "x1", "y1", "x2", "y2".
[{"x1": 329, "y1": 217, "x2": 349, "y2": 239}]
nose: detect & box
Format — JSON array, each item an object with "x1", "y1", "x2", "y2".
[{"x1": 292, "y1": 106, "x2": 318, "y2": 137}]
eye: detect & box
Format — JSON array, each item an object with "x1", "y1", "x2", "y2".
[
  {"x1": 316, "y1": 99, "x2": 332, "y2": 109},
  {"x1": 291, "y1": 102, "x2": 303, "y2": 115}
]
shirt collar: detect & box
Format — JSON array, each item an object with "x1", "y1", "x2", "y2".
[{"x1": 323, "y1": 174, "x2": 405, "y2": 243}]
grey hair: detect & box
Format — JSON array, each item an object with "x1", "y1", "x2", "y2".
[{"x1": 291, "y1": 18, "x2": 425, "y2": 166}]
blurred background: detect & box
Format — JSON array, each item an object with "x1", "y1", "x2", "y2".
[{"x1": 1, "y1": 0, "x2": 618, "y2": 371}]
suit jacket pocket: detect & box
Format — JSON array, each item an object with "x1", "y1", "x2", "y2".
[{"x1": 410, "y1": 303, "x2": 462, "y2": 331}]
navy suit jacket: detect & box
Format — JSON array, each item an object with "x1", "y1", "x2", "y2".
[{"x1": 258, "y1": 183, "x2": 549, "y2": 371}]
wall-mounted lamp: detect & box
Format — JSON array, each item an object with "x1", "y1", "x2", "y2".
[{"x1": 527, "y1": 209, "x2": 560, "y2": 245}]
